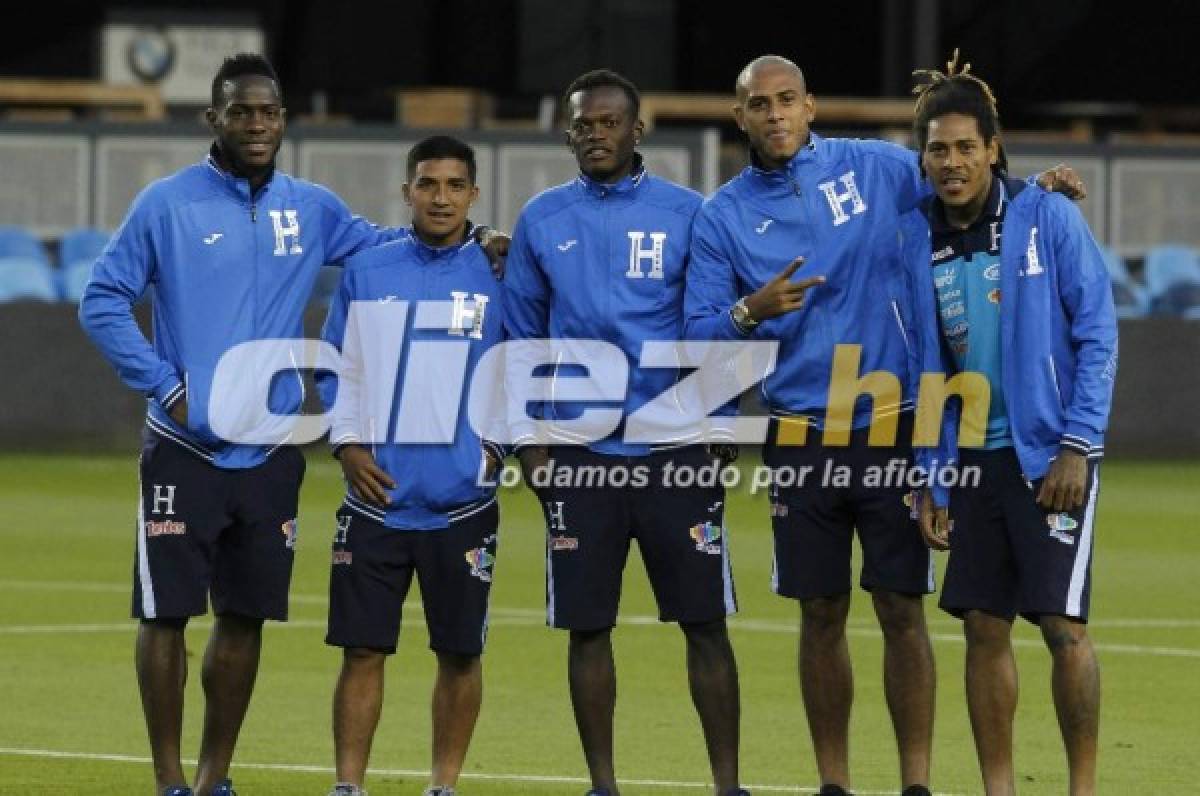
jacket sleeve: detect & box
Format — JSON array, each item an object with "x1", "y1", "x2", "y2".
[
  {"x1": 500, "y1": 214, "x2": 549, "y2": 447},
  {"x1": 1048, "y1": 197, "x2": 1118, "y2": 457},
  {"x1": 683, "y1": 202, "x2": 754, "y2": 341},
  {"x1": 854, "y1": 140, "x2": 929, "y2": 214},
  {"x1": 480, "y1": 283, "x2": 512, "y2": 462},
  {"x1": 77, "y1": 187, "x2": 184, "y2": 411},
  {"x1": 317, "y1": 268, "x2": 361, "y2": 455},
  {"x1": 321, "y1": 190, "x2": 409, "y2": 265}
]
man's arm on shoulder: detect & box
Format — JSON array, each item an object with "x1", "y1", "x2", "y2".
[
  {"x1": 318, "y1": 187, "x2": 408, "y2": 265},
  {"x1": 77, "y1": 189, "x2": 184, "y2": 415}
]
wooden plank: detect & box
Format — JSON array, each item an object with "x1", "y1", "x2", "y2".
[
  {"x1": 638, "y1": 92, "x2": 915, "y2": 130},
  {"x1": 0, "y1": 79, "x2": 164, "y2": 120}
]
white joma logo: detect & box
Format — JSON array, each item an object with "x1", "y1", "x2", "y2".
[
  {"x1": 203, "y1": 233, "x2": 223, "y2": 245},
  {"x1": 755, "y1": 219, "x2": 773, "y2": 234},
  {"x1": 557, "y1": 239, "x2": 577, "y2": 252}
]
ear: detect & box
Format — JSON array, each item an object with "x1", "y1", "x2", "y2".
[
  {"x1": 633, "y1": 118, "x2": 645, "y2": 144},
  {"x1": 205, "y1": 107, "x2": 218, "y2": 130},
  {"x1": 803, "y1": 93, "x2": 816, "y2": 124},
  {"x1": 469, "y1": 184, "x2": 480, "y2": 204},
  {"x1": 402, "y1": 182, "x2": 412, "y2": 205},
  {"x1": 987, "y1": 134, "x2": 1001, "y2": 166}
]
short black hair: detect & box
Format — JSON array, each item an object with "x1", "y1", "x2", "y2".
[
  {"x1": 912, "y1": 50, "x2": 1008, "y2": 174},
  {"x1": 562, "y1": 69, "x2": 640, "y2": 119},
  {"x1": 406, "y1": 135, "x2": 477, "y2": 183},
  {"x1": 211, "y1": 53, "x2": 280, "y2": 107}
]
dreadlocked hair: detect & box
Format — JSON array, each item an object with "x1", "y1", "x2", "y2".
[{"x1": 911, "y1": 49, "x2": 1007, "y2": 174}]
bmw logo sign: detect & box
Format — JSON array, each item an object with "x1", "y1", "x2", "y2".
[{"x1": 127, "y1": 28, "x2": 176, "y2": 82}]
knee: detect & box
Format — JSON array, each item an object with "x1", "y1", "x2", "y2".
[
  {"x1": 964, "y1": 611, "x2": 1012, "y2": 650},
  {"x1": 140, "y1": 616, "x2": 188, "y2": 632},
  {"x1": 435, "y1": 650, "x2": 481, "y2": 675},
  {"x1": 569, "y1": 627, "x2": 612, "y2": 650},
  {"x1": 801, "y1": 595, "x2": 850, "y2": 635},
  {"x1": 1041, "y1": 617, "x2": 1089, "y2": 656},
  {"x1": 680, "y1": 618, "x2": 731, "y2": 651},
  {"x1": 215, "y1": 612, "x2": 264, "y2": 639},
  {"x1": 872, "y1": 590, "x2": 925, "y2": 637},
  {"x1": 343, "y1": 647, "x2": 387, "y2": 671}
]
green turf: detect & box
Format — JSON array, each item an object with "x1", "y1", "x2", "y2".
[{"x1": 0, "y1": 454, "x2": 1197, "y2": 794}]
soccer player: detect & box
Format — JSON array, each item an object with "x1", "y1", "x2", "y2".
[
  {"x1": 904, "y1": 54, "x2": 1116, "y2": 796},
  {"x1": 504, "y1": 69, "x2": 746, "y2": 796},
  {"x1": 683, "y1": 55, "x2": 1083, "y2": 796},
  {"x1": 77, "y1": 55, "x2": 505, "y2": 796},
  {"x1": 318, "y1": 135, "x2": 505, "y2": 796}
]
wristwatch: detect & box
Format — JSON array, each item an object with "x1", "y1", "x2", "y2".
[{"x1": 731, "y1": 298, "x2": 759, "y2": 330}]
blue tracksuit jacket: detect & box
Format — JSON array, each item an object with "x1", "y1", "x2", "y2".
[
  {"x1": 504, "y1": 158, "x2": 717, "y2": 455},
  {"x1": 901, "y1": 175, "x2": 1118, "y2": 504},
  {"x1": 318, "y1": 232, "x2": 506, "y2": 530},
  {"x1": 78, "y1": 151, "x2": 405, "y2": 468},
  {"x1": 684, "y1": 133, "x2": 929, "y2": 430}
]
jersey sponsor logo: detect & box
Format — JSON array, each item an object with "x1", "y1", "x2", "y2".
[
  {"x1": 755, "y1": 219, "x2": 774, "y2": 235},
  {"x1": 689, "y1": 520, "x2": 723, "y2": 555},
  {"x1": 817, "y1": 171, "x2": 867, "y2": 226},
  {"x1": 550, "y1": 534, "x2": 579, "y2": 551},
  {"x1": 983, "y1": 263, "x2": 1001, "y2": 281},
  {"x1": 268, "y1": 209, "x2": 303, "y2": 256},
  {"x1": 932, "y1": 245, "x2": 955, "y2": 261},
  {"x1": 332, "y1": 550, "x2": 353, "y2": 565},
  {"x1": 202, "y1": 232, "x2": 223, "y2": 245},
  {"x1": 281, "y1": 518, "x2": 298, "y2": 549},
  {"x1": 942, "y1": 302, "x2": 965, "y2": 319},
  {"x1": 988, "y1": 221, "x2": 1002, "y2": 252},
  {"x1": 544, "y1": 500, "x2": 567, "y2": 531},
  {"x1": 557, "y1": 239, "x2": 578, "y2": 252},
  {"x1": 464, "y1": 546, "x2": 496, "y2": 582},
  {"x1": 934, "y1": 270, "x2": 955, "y2": 289},
  {"x1": 769, "y1": 501, "x2": 789, "y2": 518},
  {"x1": 334, "y1": 514, "x2": 352, "y2": 545},
  {"x1": 626, "y1": 231, "x2": 666, "y2": 279},
  {"x1": 145, "y1": 519, "x2": 186, "y2": 537},
  {"x1": 1022, "y1": 226, "x2": 1044, "y2": 276},
  {"x1": 988, "y1": 287, "x2": 1002, "y2": 304},
  {"x1": 1047, "y1": 512, "x2": 1078, "y2": 544},
  {"x1": 938, "y1": 288, "x2": 962, "y2": 302}
]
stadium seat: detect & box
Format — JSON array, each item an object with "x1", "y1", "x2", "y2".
[
  {"x1": 0, "y1": 259, "x2": 59, "y2": 303},
  {"x1": 59, "y1": 227, "x2": 110, "y2": 267},
  {"x1": 58, "y1": 228, "x2": 110, "y2": 303},
  {"x1": 1144, "y1": 244, "x2": 1200, "y2": 317},
  {"x1": 0, "y1": 226, "x2": 50, "y2": 266},
  {"x1": 1099, "y1": 245, "x2": 1148, "y2": 319}
]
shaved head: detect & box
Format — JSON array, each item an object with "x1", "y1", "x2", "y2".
[{"x1": 736, "y1": 55, "x2": 805, "y2": 102}]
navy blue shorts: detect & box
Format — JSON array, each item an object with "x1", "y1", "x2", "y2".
[
  {"x1": 764, "y1": 413, "x2": 934, "y2": 601},
  {"x1": 326, "y1": 501, "x2": 499, "y2": 656},
  {"x1": 940, "y1": 448, "x2": 1101, "y2": 624},
  {"x1": 133, "y1": 430, "x2": 304, "y2": 621},
  {"x1": 540, "y1": 445, "x2": 736, "y2": 631}
]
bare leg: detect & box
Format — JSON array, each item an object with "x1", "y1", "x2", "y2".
[
  {"x1": 193, "y1": 614, "x2": 263, "y2": 795},
  {"x1": 800, "y1": 594, "x2": 853, "y2": 790},
  {"x1": 569, "y1": 628, "x2": 619, "y2": 794},
  {"x1": 681, "y1": 619, "x2": 741, "y2": 794},
  {"x1": 964, "y1": 610, "x2": 1017, "y2": 796},
  {"x1": 1040, "y1": 616, "x2": 1100, "y2": 796},
  {"x1": 332, "y1": 647, "x2": 387, "y2": 788},
  {"x1": 430, "y1": 651, "x2": 483, "y2": 788},
  {"x1": 136, "y1": 618, "x2": 189, "y2": 792},
  {"x1": 872, "y1": 590, "x2": 935, "y2": 789}
]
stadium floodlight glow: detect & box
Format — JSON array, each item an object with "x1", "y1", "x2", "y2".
[{"x1": 208, "y1": 299, "x2": 993, "y2": 448}]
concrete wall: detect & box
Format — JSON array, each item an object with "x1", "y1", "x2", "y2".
[{"x1": 1, "y1": 304, "x2": 1196, "y2": 458}]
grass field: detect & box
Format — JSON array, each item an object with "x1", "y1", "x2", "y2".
[{"x1": 0, "y1": 453, "x2": 1197, "y2": 795}]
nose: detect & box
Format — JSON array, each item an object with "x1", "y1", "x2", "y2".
[{"x1": 766, "y1": 101, "x2": 784, "y2": 122}]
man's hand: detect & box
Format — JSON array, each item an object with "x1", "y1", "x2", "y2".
[
  {"x1": 1037, "y1": 449, "x2": 1088, "y2": 512},
  {"x1": 337, "y1": 445, "x2": 395, "y2": 507},
  {"x1": 168, "y1": 397, "x2": 188, "y2": 427},
  {"x1": 1036, "y1": 164, "x2": 1087, "y2": 201},
  {"x1": 517, "y1": 445, "x2": 551, "y2": 493},
  {"x1": 476, "y1": 227, "x2": 511, "y2": 278},
  {"x1": 917, "y1": 488, "x2": 952, "y2": 551},
  {"x1": 743, "y1": 257, "x2": 825, "y2": 322},
  {"x1": 483, "y1": 449, "x2": 502, "y2": 482}
]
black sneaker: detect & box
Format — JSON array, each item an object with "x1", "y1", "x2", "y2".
[
  {"x1": 585, "y1": 790, "x2": 612, "y2": 796},
  {"x1": 901, "y1": 788, "x2": 932, "y2": 796},
  {"x1": 817, "y1": 786, "x2": 852, "y2": 796}
]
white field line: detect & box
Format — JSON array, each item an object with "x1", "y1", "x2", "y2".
[
  {"x1": 3, "y1": 579, "x2": 1199, "y2": 629},
  {"x1": 2, "y1": 613, "x2": 1199, "y2": 659},
  {"x1": 0, "y1": 746, "x2": 964, "y2": 795}
]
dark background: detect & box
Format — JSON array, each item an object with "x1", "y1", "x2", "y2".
[{"x1": 7, "y1": 0, "x2": 1197, "y2": 125}]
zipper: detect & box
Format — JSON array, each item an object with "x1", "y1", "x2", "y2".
[
  {"x1": 250, "y1": 202, "x2": 257, "y2": 222},
  {"x1": 891, "y1": 300, "x2": 913, "y2": 356}
]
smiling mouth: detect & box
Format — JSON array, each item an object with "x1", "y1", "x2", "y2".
[{"x1": 584, "y1": 147, "x2": 611, "y2": 158}]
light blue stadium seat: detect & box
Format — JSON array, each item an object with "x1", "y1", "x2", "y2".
[
  {"x1": 59, "y1": 227, "x2": 111, "y2": 267},
  {"x1": 0, "y1": 226, "x2": 50, "y2": 266},
  {"x1": 1145, "y1": 245, "x2": 1200, "y2": 316},
  {"x1": 1099, "y1": 245, "x2": 1148, "y2": 319},
  {"x1": 0, "y1": 259, "x2": 60, "y2": 303}
]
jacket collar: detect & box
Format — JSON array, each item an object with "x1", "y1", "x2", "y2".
[
  {"x1": 409, "y1": 223, "x2": 478, "y2": 261},
  {"x1": 747, "y1": 132, "x2": 822, "y2": 183},
  {"x1": 575, "y1": 153, "x2": 648, "y2": 198},
  {"x1": 203, "y1": 142, "x2": 277, "y2": 200}
]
